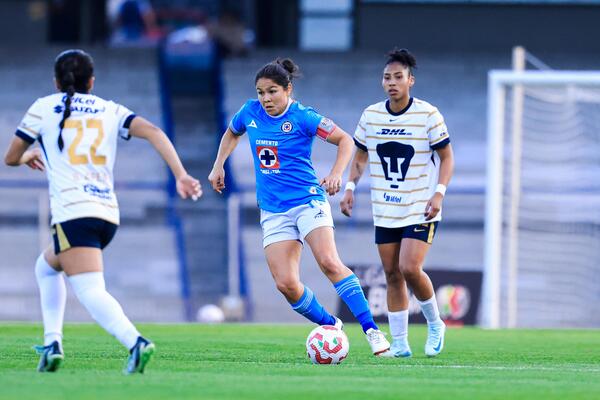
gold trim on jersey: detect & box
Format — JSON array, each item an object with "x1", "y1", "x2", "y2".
[
  {"x1": 55, "y1": 223, "x2": 71, "y2": 252},
  {"x1": 428, "y1": 110, "x2": 439, "y2": 117},
  {"x1": 427, "y1": 121, "x2": 445, "y2": 133},
  {"x1": 366, "y1": 136, "x2": 428, "y2": 141},
  {"x1": 370, "y1": 174, "x2": 428, "y2": 180},
  {"x1": 369, "y1": 161, "x2": 427, "y2": 167},
  {"x1": 21, "y1": 125, "x2": 39, "y2": 136},
  {"x1": 60, "y1": 187, "x2": 78, "y2": 193},
  {"x1": 357, "y1": 123, "x2": 366, "y2": 131},
  {"x1": 373, "y1": 212, "x2": 424, "y2": 220},
  {"x1": 368, "y1": 148, "x2": 430, "y2": 154},
  {"x1": 430, "y1": 133, "x2": 450, "y2": 145},
  {"x1": 62, "y1": 199, "x2": 118, "y2": 209},
  {"x1": 370, "y1": 186, "x2": 429, "y2": 193},
  {"x1": 366, "y1": 122, "x2": 425, "y2": 128},
  {"x1": 27, "y1": 112, "x2": 42, "y2": 119},
  {"x1": 373, "y1": 200, "x2": 428, "y2": 207}
]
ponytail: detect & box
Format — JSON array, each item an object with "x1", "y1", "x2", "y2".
[{"x1": 53, "y1": 49, "x2": 94, "y2": 151}]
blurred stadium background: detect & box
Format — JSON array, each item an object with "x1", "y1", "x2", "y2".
[{"x1": 1, "y1": 0, "x2": 599, "y2": 329}]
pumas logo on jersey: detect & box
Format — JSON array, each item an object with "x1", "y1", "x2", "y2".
[
  {"x1": 281, "y1": 121, "x2": 293, "y2": 133},
  {"x1": 376, "y1": 128, "x2": 412, "y2": 136},
  {"x1": 248, "y1": 119, "x2": 257, "y2": 128}
]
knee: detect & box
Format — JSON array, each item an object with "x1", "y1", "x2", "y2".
[
  {"x1": 275, "y1": 278, "x2": 301, "y2": 298},
  {"x1": 400, "y1": 263, "x2": 421, "y2": 283},
  {"x1": 384, "y1": 267, "x2": 403, "y2": 285},
  {"x1": 317, "y1": 254, "x2": 345, "y2": 276}
]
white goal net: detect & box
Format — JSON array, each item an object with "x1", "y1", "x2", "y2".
[{"x1": 483, "y1": 71, "x2": 600, "y2": 328}]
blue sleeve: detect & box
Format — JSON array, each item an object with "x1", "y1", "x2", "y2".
[
  {"x1": 302, "y1": 108, "x2": 325, "y2": 137},
  {"x1": 229, "y1": 102, "x2": 249, "y2": 136}
]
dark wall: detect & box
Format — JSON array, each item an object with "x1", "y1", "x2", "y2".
[
  {"x1": 254, "y1": 0, "x2": 298, "y2": 47},
  {"x1": 356, "y1": 4, "x2": 600, "y2": 54}
]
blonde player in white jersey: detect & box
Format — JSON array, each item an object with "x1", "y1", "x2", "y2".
[
  {"x1": 3, "y1": 49, "x2": 202, "y2": 374},
  {"x1": 340, "y1": 49, "x2": 454, "y2": 358}
]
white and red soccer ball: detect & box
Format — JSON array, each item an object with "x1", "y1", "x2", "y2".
[{"x1": 306, "y1": 325, "x2": 349, "y2": 365}]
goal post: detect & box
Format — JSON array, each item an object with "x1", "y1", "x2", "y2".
[{"x1": 483, "y1": 70, "x2": 600, "y2": 329}]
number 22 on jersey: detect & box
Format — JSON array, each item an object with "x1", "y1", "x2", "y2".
[{"x1": 64, "y1": 118, "x2": 106, "y2": 165}]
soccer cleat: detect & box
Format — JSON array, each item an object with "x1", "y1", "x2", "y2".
[
  {"x1": 381, "y1": 339, "x2": 412, "y2": 358},
  {"x1": 425, "y1": 320, "x2": 446, "y2": 357},
  {"x1": 365, "y1": 328, "x2": 391, "y2": 356},
  {"x1": 125, "y1": 336, "x2": 155, "y2": 375},
  {"x1": 333, "y1": 317, "x2": 344, "y2": 330},
  {"x1": 34, "y1": 341, "x2": 64, "y2": 372}
]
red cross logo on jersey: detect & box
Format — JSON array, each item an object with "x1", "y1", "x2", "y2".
[{"x1": 257, "y1": 146, "x2": 280, "y2": 169}]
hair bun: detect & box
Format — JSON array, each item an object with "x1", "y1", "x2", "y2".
[{"x1": 276, "y1": 58, "x2": 300, "y2": 77}]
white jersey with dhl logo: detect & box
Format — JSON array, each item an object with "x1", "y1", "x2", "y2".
[
  {"x1": 353, "y1": 97, "x2": 450, "y2": 228},
  {"x1": 16, "y1": 93, "x2": 136, "y2": 226}
]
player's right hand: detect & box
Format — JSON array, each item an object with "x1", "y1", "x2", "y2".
[
  {"x1": 22, "y1": 148, "x2": 45, "y2": 171},
  {"x1": 177, "y1": 174, "x2": 202, "y2": 201},
  {"x1": 208, "y1": 166, "x2": 226, "y2": 194},
  {"x1": 340, "y1": 190, "x2": 354, "y2": 217}
]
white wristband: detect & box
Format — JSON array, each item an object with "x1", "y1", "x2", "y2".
[
  {"x1": 344, "y1": 182, "x2": 356, "y2": 192},
  {"x1": 435, "y1": 183, "x2": 447, "y2": 196}
]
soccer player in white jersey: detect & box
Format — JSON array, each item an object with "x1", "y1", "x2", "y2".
[
  {"x1": 340, "y1": 49, "x2": 455, "y2": 357},
  {"x1": 3, "y1": 49, "x2": 202, "y2": 373}
]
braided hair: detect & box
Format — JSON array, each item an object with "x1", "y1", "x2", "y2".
[{"x1": 54, "y1": 49, "x2": 94, "y2": 151}]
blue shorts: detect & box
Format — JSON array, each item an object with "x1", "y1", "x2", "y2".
[
  {"x1": 375, "y1": 222, "x2": 439, "y2": 245},
  {"x1": 52, "y1": 217, "x2": 118, "y2": 254}
]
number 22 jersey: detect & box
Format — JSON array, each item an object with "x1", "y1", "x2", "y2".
[
  {"x1": 16, "y1": 93, "x2": 135, "y2": 225},
  {"x1": 354, "y1": 97, "x2": 451, "y2": 228}
]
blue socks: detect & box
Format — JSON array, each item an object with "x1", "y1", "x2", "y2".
[
  {"x1": 291, "y1": 286, "x2": 336, "y2": 326},
  {"x1": 334, "y1": 274, "x2": 378, "y2": 333}
]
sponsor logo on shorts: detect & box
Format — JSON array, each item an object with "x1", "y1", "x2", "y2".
[{"x1": 314, "y1": 209, "x2": 327, "y2": 219}]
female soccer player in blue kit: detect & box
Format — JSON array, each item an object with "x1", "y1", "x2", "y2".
[{"x1": 208, "y1": 58, "x2": 390, "y2": 355}]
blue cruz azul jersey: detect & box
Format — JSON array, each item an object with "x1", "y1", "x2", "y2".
[{"x1": 230, "y1": 99, "x2": 328, "y2": 213}]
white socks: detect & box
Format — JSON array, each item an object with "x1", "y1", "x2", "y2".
[
  {"x1": 418, "y1": 294, "x2": 442, "y2": 325},
  {"x1": 68, "y1": 272, "x2": 140, "y2": 350},
  {"x1": 35, "y1": 254, "x2": 66, "y2": 346},
  {"x1": 388, "y1": 310, "x2": 409, "y2": 343}
]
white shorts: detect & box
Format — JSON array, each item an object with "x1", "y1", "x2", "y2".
[{"x1": 260, "y1": 199, "x2": 335, "y2": 248}]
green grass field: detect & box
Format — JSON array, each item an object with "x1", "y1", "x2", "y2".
[{"x1": 1, "y1": 323, "x2": 599, "y2": 400}]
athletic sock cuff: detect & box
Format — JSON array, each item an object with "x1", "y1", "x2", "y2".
[{"x1": 291, "y1": 287, "x2": 314, "y2": 312}]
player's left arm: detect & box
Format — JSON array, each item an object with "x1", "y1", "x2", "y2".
[
  {"x1": 319, "y1": 121, "x2": 353, "y2": 196},
  {"x1": 129, "y1": 116, "x2": 202, "y2": 200},
  {"x1": 425, "y1": 143, "x2": 455, "y2": 221},
  {"x1": 4, "y1": 136, "x2": 45, "y2": 171}
]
